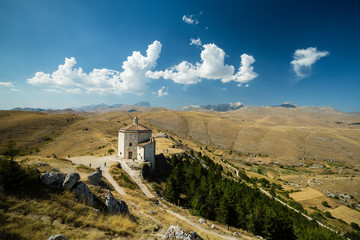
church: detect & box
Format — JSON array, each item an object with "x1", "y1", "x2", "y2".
[{"x1": 118, "y1": 117, "x2": 155, "y2": 166}]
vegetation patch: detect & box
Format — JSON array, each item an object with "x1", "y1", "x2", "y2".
[
  {"x1": 109, "y1": 164, "x2": 138, "y2": 190},
  {"x1": 75, "y1": 164, "x2": 95, "y2": 173},
  {"x1": 162, "y1": 153, "x2": 341, "y2": 240}
]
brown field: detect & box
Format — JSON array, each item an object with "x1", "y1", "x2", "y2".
[{"x1": 329, "y1": 206, "x2": 360, "y2": 225}]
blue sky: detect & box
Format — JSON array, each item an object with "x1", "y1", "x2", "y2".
[{"x1": 0, "y1": 0, "x2": 359, "y2": 112}]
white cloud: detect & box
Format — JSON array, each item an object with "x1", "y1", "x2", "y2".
[
  {"x1": 146, "y1": 43, "x2": 258, "y2": 85},
  {"x1": 10, "y1": 88, "x2": 20, "y2": 92},
  {"x1": 182, "y1": 15, "x2": 199, "y2": 25},
  {"x1": 27, "y1": 41, "x2": 162, "y2": 94},
  {"x1": 245, "y1": 84, "x2": 249, "y2": 87},
  {"x1": 291, "y1": 47, "x2": 329, "y2": 78},
  {"x1": 190, "y1": 38, "x2": 202, "y2": 47},
  {"x1": 153, "y1": 86, "x2": 169, "y2": 97},
  {"x1": 0, "y1": 82, "x2": 14, "y2": 87},
  {"x1": 222, "y1": 88, "x2": 227, "y2": 91}
]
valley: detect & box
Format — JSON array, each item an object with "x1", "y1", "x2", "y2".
[{"x1": 1, "y1": 106, "x2": 360, "y2": 239}]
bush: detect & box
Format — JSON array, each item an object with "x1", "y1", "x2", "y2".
[
  {"x1": 351, "y1": 222, "x2": 360, "y2": 231},
  {"x1": 322, "y1": 201, "x2": 331, "y2": 208},
  {"x1": 108, "y1": 149, "x2": 115, "y2": 155},
  {"x1": 0, "y1": 157, "x2": 40, "y2": 195},
  {"x1": 324, "y1": 211, "x2": 333, "y2": 218}
]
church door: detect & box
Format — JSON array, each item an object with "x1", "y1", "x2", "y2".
[{"x1": 128, "y1": 151, "x2": 132, "y2": 159}]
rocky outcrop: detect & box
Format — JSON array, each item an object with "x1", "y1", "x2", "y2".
[
  {"x1": 105, "y1": 192, "x2": 129, "y2": 214},
  {"x1": 87, "y1": 168, "x2": 110, "y2": 189},
  {"x1": 62, "y1": 173, "x2": 80, "y2": 190},
  {"x1": 40, "y1": 171, "x2": 65, "y2": 189},
  {"x1": 47, "y1": 234, "x2": 67, "y2": 240},
  {"x1": 162, "y1": 225, "x2": 202, "y2": 240},
  {"x1": 199, "y1": 218, "x2": 206, "y2": 224},
  {"x1": 72, "y1": 181, "x2": 98, "y2": 208}
]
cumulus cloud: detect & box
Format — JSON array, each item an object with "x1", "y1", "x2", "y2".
[
  {"x1": 146, "y1": 43, "x2": 258, "y2": 85},
  {"x1": 153, "y1": 86, "x2": 169, "y2": 97},
  {"x1": 27, "y1": 41, "x2": 162, "y2": 94},
  {"x1": 0, "y1": 82, "x2": 14, "y2": 87},
  {"x1": 190, "y1": 38, "x2": 202, "y2": 47},
  {"x1": 291, "y1": 47, "x2": 329, "y2": 78},
  {"x1": 182, "y1": 15, "x2": 199, "y2": 25}
]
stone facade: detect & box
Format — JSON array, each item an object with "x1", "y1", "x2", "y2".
[{"x1": 118, "y1": 117, "x2": 156, "y2": 169}]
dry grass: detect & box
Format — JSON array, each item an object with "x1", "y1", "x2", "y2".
[
  {"x1": 109, "y1": 164, "x2": 139, "y2": 190},
  {"x1": 0, "y1": 191, "x2": 138, "y2": 240},
  {"x1": 329, "y1": 206, "x2": 360, "y2": 225},
  {"x1": 75, "y1": 164, "x2": 95, "y2": 173}
]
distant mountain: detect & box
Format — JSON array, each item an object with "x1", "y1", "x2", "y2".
[
  {"x1": 176, "y1": 102, "x2": 244, "y2": 112},
  {"x1": 134, "y1": 101, "x2": 151, "y2": 107},
  {"x1": 275, "y1": 102, "x2": 297, "y2": 108},
  {"x1": 176, "y1": 105, "x2": 202, "y2": 111},
  {"x1": 11, "y1": 107, "x2": 46, "y2": 112}
]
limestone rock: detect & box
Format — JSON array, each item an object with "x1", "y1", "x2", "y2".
[
  {"x1": 47, "y1": 234, "x2": 67, "y2": 240},
  {"x1": 40, "y1": 171, "x2": 65, "y2": 189},
  {"x1": 72, "y1": 181, "x2": 98, "y2": 208},
  {"x1": 147, "y1": 210, "x2": 157, "y2": 215},
  {"x1": 162, "y1": 225, "x2": 202, "y2": 240},
  {"x1": 62, "y1": 173, "x2": 80, "y2": 190},
  {"x1": 211, "y1": 224, "x2": 216, "y2": 229},
  {"x1": 37, "y1": 162, "x2": 49, "y2": 167},
  {"x1": 87, "y1": 168, "x2": 103, "y2": 186},
  {"x1": 233, "y1": 232, "x2": 242, "y2": 237},
  {"x1": 105, "y1": 192, "x2": 129, "y2": 214},
  {"x1": 199, "y1": 218, "x2": 206, "y2": 224}
]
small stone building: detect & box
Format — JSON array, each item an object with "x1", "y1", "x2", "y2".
[{"x1": 118, "y1": 117, "x2": 155, "y2": 167}]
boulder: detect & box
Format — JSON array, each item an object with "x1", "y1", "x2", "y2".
[
  {"x1": 162, "y1": 225, "x2": 202, "y2": 240},
  {"x1": 87, "y1": 168, "x2": 103, "y2": 186},
  {"x1": 72, "y1": 181, "x2": 98, "y2": 208},
  {"x1": 37, "y1": 162, "x2": 49, "y2": 167},
  {"x1": 233, "y1": 232, "x2": 242, "y2": 237},
  {"x1": 199, "y1": 218, "x2": 206, "y2": 224},
  {"x1": 62, "y1": 173, "x2": 80, "y2": 190},
  {"x1": 40, "y1": 171, "x2": 65, "y2": 189},
  {"x1": 47, "y1": 234, "x2": 67, "y2": 240},
  {"x1": 147, "y1": 210, "x2": 157, "y2": 215},
  {"x1": 211, "y1": 224, "x2": 216, "y2": 229},
  {"x1": 105, "y1": 192, "x2": 129, "y2": 214}
]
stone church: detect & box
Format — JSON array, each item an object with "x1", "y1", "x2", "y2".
[{"x1": 118, "y1": 117, "x2": 155, "y2": 166}]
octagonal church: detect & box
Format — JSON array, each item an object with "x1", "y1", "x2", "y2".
[{"x1": 118, "y1": 117, "x2": 155, "y2": 165}]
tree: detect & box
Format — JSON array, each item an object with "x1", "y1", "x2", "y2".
[
  {"x1": 1, "y1": 140, "x2": 20, "y2": 161},
  {"x1": 270, "y1": 184, "x2": 276, "y2": 197},
  {"x1": 108, "y1": 149, "x2": 115, "y2": 155},
  {"x1": 321, "y1": 201, "x2": 331, "y2": 208},
  {"x1": 324, "y1": 211, "x2": 333, "y2": 218},
  {"x1": 351, "y1": 222, "x2": 360, "y2": 231}
]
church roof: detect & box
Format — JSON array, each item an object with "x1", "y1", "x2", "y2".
[{"x1": 119, "y1": 123, "x2": 151, "y2": 132}]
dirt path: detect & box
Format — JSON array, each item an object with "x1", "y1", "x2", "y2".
[{"x1": 69, "y1": 156, "x2": 126, "y2": 196}]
